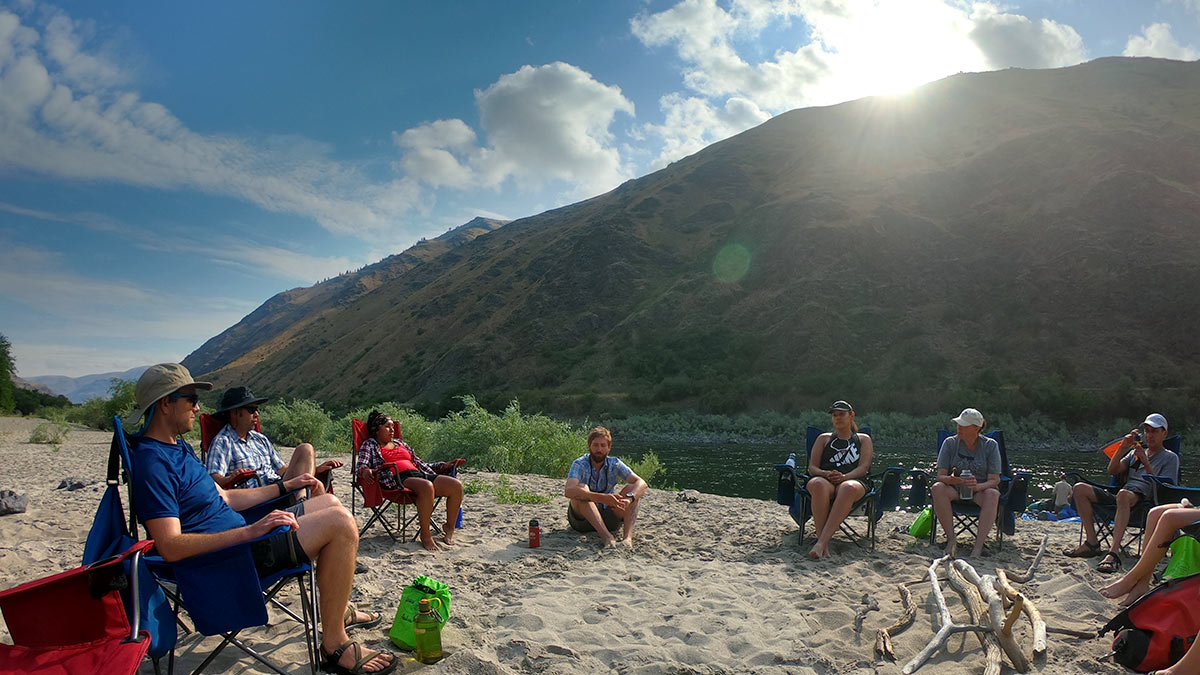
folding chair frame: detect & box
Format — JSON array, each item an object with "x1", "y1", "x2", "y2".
[{"x1": 350, "y1": 418, "x2": 443, "y2": 542}]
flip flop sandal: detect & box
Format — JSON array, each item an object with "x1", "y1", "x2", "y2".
[
  {"x1": 343, "y1": 603, "x2": 384, "y2": 631},
  {"x1": 320, "y1": 639, "x2": 396, "y2": 675},
  {"x1": 1097, "y1": 552, "x2": 1121, "y2": 574},
  {"x1": 1064, "y1": 540, "x2": 1102, "y2": 558}
]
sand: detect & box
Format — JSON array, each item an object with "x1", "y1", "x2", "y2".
[{"x1": 0, "y1": 415, "x2": 1132, "y2": 674}]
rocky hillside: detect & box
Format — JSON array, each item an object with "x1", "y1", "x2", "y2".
[{"x1": 186, "y1": 58, "x2": 1200, "y2": 423}]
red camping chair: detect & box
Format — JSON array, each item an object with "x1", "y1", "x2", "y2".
[
  {"x1": 199, "y1": 412, "x2": 334, "y2": 493},
  {"x1": 350, "y1": 418, "x2": 444, "y2": 541},
  {"x1": 0, "y1": 540, "x2": 154, "y2": 675}
]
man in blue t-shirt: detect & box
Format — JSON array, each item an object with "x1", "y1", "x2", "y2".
[
  {"x1": 126, "y1": 364, "x2": 395, "y2": 675},
  {"x1": 564, "y1": 426, "x2": 647, "y2": 548}
]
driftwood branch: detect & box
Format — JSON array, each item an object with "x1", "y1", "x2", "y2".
[
  {"x1": 902, "y1": 557, "x2": 993, "y2": 674},
  {"x1": 998, "y1": 569, "x2": 1047, "y2": 655},
  {"x1": 874, "y1": 585, "x2": 916, "y2": 660},
  {"x1": 1002, "y1": 534, "x2": 1049, "y2": 584},
  {"x1": 947, "y1": 559, "x2": 1002, "y2": 675},
  {"x1": 954, "y1": 561, "x2": 1031, "y2": 673},
  {"x1": 854, "y1": 593, "x2": 880, "y2": 633}
]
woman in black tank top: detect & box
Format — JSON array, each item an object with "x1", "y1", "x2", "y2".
[{"x1": 805, "y1": 400, "x2": 874, "y2": 560}]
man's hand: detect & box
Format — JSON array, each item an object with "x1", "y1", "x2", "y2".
[
  {"x1": 248, "y1": 509, "x2": 299, "y2": 540},
  {"x1": 283, "y1": 473, "x2": 321, "y2": 494},
  {"x1": 316, "y1": 460, "x2": 343, "y2": 474},
  {"x1": 598, "y1": 492, "x2": 626, "y2": 508}
]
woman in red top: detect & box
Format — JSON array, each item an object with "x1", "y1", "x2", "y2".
[{"x1": 358, "y1": 411, "x2": 465, "y2": 551}]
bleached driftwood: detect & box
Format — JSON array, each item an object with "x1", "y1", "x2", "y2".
[
  {"x1": 947, "y1": 559, "x2": 1002, "y2": 675},
  {"x1": 901, "y1": 557, "x2": 990, "y2": 674},
  {"x1": 854, "y1": 593, "x2": 880, "y2": 633},
  {"x1": 874, "y1": 585, "x2": 915, "y2": 661},
  {"x1": 953, "y1": 560, "x2": 1031, "y2": 672},
  {"x1": 997, "y1": 534, "x2": 1049, "y2": 655}
]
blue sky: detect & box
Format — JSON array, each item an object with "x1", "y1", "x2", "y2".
[{"x1": 1, "y1": 0, "x2": 1198, "y2": 378}]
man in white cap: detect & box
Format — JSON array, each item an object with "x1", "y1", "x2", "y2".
[
  {"x1": 1064, "y1": 413, "x2": 1179, "y2": 574},
  {"x1": 125, "y1": 364, "x2": 395, "y2": 675},
  {"x1": 931, "y1": 407, "x2": 1001, "y2": 558}
]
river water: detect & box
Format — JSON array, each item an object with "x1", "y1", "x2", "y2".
[{"x1": 623, "y1": 441, "x2": 1199, "y2": 504}]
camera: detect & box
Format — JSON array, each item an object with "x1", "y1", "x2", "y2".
[{"x1": 1132, "y1": 430, "x2": 1144, "y2": 444}]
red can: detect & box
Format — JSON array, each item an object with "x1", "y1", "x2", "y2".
[{"x1": 529, "y1": 519, "x2": 540, "y2": 548}]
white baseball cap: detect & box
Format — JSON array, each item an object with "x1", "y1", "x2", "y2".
[
  {"x1": 952, "y1": 408, "x2": 985, "y2": 427},
  {"x1": 1142, "y1": 413, "x2": 1168, "y2": 430}
]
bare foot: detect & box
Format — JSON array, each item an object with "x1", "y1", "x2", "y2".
[
  {"x1": 808, "y1": 543, "x2": 827, "y2": 560},
  {"x1": 602, "y1": 537, "x2": 618, "y2": 549},
  {"x1": 1100, "y1": 575, "x2": 1136, "y2": 600},
  {"x1": 620, "y1": 537, "x2": 633, "y2": 550},
  {"x1": 441, "y1": 525, "x2": 455, "y2": 546},
  {"x1": 1115, "y1": 577, "x2": 1152, "y2": 607},
  {"x1": 419, "y1": 533, "x2": 441, "y2": 552},
  {"x1": 944, "y1": 539, "x2": 957, "y2": 559}
]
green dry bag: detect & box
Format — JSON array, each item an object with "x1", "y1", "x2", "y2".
[
  {"x1": 909, "y1": 506, "x2": 933, "y2": 538},
  {"x1": 389, "y1": 575, "x2": 452, "y2": 651}
]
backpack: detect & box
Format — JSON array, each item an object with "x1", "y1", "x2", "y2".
[{"x1": 1101, "y1": 571, "x2": 1200, "y2": 672}]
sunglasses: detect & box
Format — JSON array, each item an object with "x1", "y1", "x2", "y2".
[
  {"x1": 241, "y1": 406, "x2": 259, "y2": 415},
  {"x1": 169, "y1": 392, "x2": 200, "y2": 405}
]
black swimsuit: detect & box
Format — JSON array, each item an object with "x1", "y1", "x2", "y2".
[{"x1": 819, "y1": 434, "x2": 862, "y2": 473}]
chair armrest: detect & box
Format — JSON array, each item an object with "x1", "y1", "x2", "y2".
[
  {"x1": 1150, "y1": 477, "x2": 1198, "y2": 506},
  {"x1": 236, "y1": 490, "x2": 302, "y2": 525},
  {"x1": 1063, "y1": 471, "x2": 1118, "y2": 493}
]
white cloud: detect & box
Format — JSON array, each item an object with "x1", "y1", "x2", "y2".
[
  {"x1": 0, "y1": 7, "x2": 427, "y2": 240},
  {"x1": 1124, "y1": 22, "x2": 1200, "y2": 60},
  {"x1": 631, "y1": 0, "x2": 1090, "y2": 165},
  {"x1": 394, "y1": 62, "x2": 636, "y2": 198}
]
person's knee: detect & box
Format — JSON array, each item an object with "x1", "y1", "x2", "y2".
[
  {"x1": 1116, "y1": 490, "x2": 1140, "y2": 508},
  {"x1": 931, "y1": 482, "x2": 953, "y2": 502},
  {"x1": 807, "y1": 477, "x2": 832, "y2": 496},
  {"x1": 1072, "y1": 483, "x2": 1092, "y2": 500},
  {"x1": 982, "y1": 487, "x2": 1000, "y2": 504},
  {"x1": 295, "y1": 442, "x2": 315, "y2": 463}
]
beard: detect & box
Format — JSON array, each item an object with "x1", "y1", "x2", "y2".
[{"x1": 590, "y1": 450, "x2": 607, "y2": 463}]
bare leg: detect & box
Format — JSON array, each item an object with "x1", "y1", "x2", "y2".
[
  {"x1": 433, "y1": 475, "x2": 463, "y2": 545},
  {"x1": 931, "y1": 482, "x2": 957, "y2": 556},
  {"x1": 1073, "y1": 482, "x2": 1100, "y2": 548},
  {"x1": 972, "y1": 487, "x2": 1000, "y2": 557},
  {"x1": 617, "y1": 481, "x2": 648, "y2": 546},
  {"x1": 806, "y1": 477, "x2": 834, "y2": 548},
  {"x1": 282, "y1": 443, "x2": 324, "y2": 496},
  {"x1": 1102, "y1": 505, "x2": 1200, "y2": 600},
  {"x1": 569, "y1": 497, "x2": 617, "y2": 547},
  {"x1": 401, "y1": 477, "x2": 438, "y2": 551},
  {"x1": 1110, "y1": 489, "x2": 1141, "y2": 554},
  {"x1": 294, "y1": 500, "x2": 392, "y2": 672},
  {"x1": 812, "y1": 480, "x2": 866, "y2": 559}
]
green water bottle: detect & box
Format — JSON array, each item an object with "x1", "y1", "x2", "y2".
[{"x1": 413, "y1": 597, "x2": 443, "y2": 664}]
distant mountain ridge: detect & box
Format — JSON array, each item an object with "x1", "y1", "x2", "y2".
[
  {"x1": 184, "y1": 58, "x2": 1200, "y2": 421},
  {"x1": 26, "y1": 365, "x2": 150, "y2": 403}
]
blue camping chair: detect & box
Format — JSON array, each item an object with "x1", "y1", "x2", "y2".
[
  {"x1": 927, "y1": 429, "x2": 1030, "y2": 551},
  {"x1": 775, "y1": 425, "x2": 911, "y2": 550},
  {"x1": 1065, "y1": 435, "x2": 1182, "y2": 556},
  {"x1": 109, "y1": 416, "x2": 319, "y2": 675}
]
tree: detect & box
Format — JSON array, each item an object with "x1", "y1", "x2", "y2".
[{"x1": 0, "y1": 333, "x2": 14, "y2": 414}]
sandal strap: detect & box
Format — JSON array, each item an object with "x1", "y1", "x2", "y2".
[{"x1": 322, "y1": 638, "x2": 355, "y2": 662}]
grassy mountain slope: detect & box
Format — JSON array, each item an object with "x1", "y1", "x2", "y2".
[{"x1": 188, "y1": 58, "x2": 1200, "y2": 423}]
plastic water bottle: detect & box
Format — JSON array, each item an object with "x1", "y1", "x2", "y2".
[
  {"x1": 529, "y1": 519, "x2": 541, "y2": 548},
  {"x1": 958, "y1": 470, "x2": 973, "y2": 500},
  {"x1": 413, "y1": 598, "x2": 443, "y2": 664},
  {"x1": 785, "y1": 453, "x2": 797, "y2": 469}
]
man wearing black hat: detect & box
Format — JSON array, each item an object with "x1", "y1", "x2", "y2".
[{"x1": 206, "y1": 385, "x2": 341, "y2": 492}]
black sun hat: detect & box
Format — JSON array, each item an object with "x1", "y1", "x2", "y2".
[{"x1": 215, "y1": 386, "x2": 270, "y2": 414}]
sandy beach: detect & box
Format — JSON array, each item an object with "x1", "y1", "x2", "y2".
[{"x1": 0, "y1": 416, "x2": 1134, "y2": 674}]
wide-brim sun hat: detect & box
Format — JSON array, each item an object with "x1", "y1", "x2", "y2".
[
  {"x1": 214, "y1": 386, "x2": 271, "y2": 414},
  {"x1": 126, "y1": 363, "x2": 213, "y2": 426}
]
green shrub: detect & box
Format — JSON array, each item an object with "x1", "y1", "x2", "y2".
[
  {"x1": 29, "y1": 420, "x2": 69, "y2": 445},
  {"x1": 333, "y1": 404, "x2": 438, "y2": 457},
  {"x1": 491, "y1": 475, "x2": 553, "y2": 504},
  {"x1": 260, "y1": 399, "x2": 332, "y2": 448},
  {"x1": 628, "y1": 451, "x2": 664, "y2": 486},
  {"x1": 433, "y1": 396, "x2": 584, "y2": 477},
  {"x1": 65, "y1": 379, "x2": 136, "y2": 431}
]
